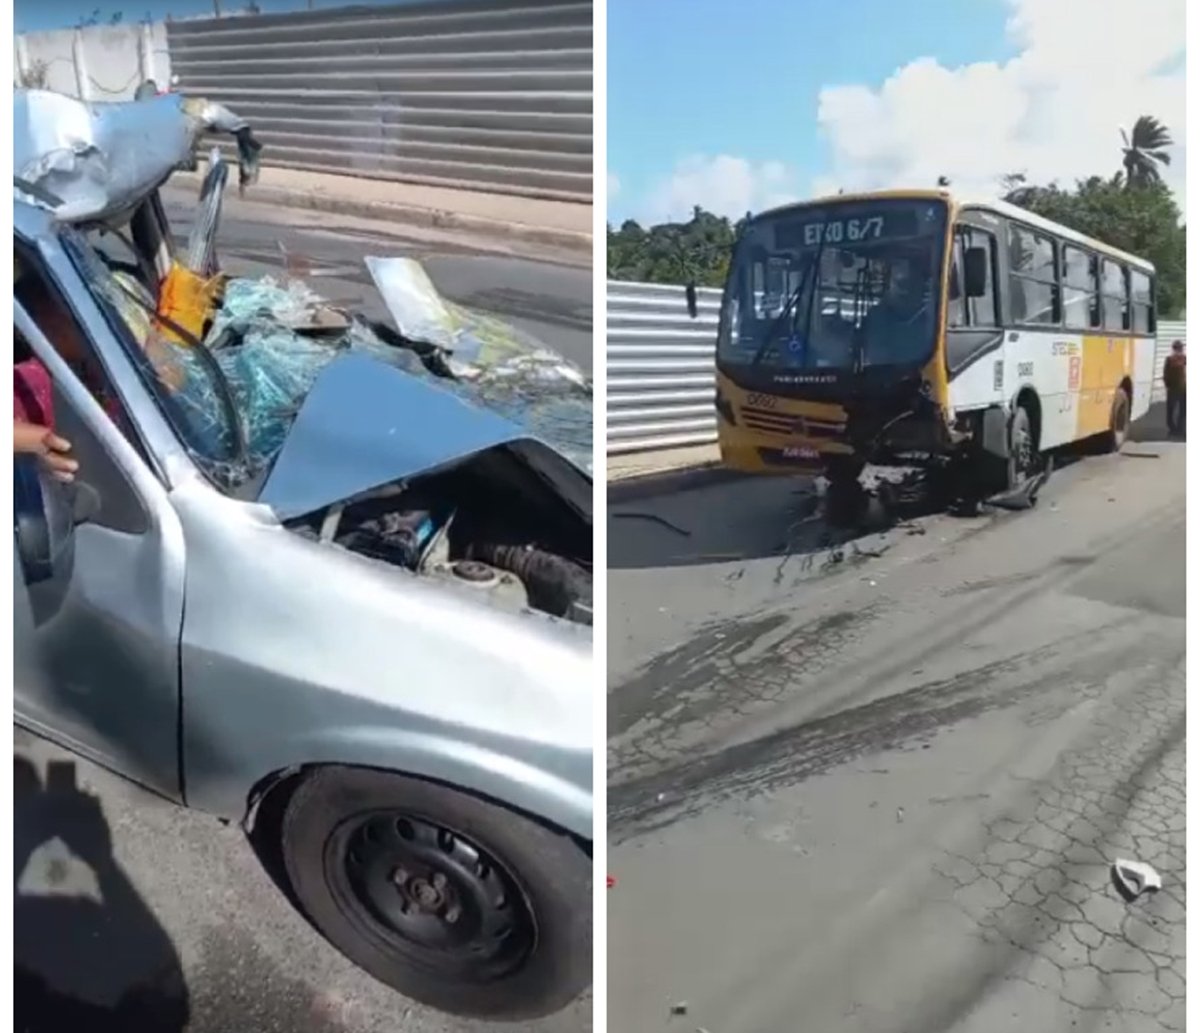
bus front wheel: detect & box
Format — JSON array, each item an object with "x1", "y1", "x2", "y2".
[{"x1": 1005, "y1": 404, "x2": 1039, "y2": 492}]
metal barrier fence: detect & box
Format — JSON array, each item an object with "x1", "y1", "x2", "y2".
[
  {"x1": 1154, "y1": 321, "x2": 1185, "y2": 403},
  {"x1": 166, "y1": 0, "x2": 592, "y2": 202},
  {"x1": 607, "y1": 279, "x2": 1186, "y2": 455},
  {"x1": 606, "y1": 280, "x2": 721, "y2": 454}
]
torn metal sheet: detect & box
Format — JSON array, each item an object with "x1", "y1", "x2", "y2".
[
  {"x1": 258, "y1": 352, "x2": 549, "y2": 520},
  {"x1": 365, "y1": 256, "x2": 588, "y2": 388},
  {"x1": 13, "y1": 89, "x2": 261, "y2": 223},
  {"x1": 365, "y1": 255, "x2": 592, "y2": 470},
  {"x1": 185, "y1": 147, "x2": 228, "y2": 276},
  {"x1": 1111, "y1": 858, "x2": 1163, "y2": 902}
]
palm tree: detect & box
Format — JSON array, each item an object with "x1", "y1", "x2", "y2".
[{"x1": 1121, "y1": 116, "x2": 1173, "y2": 189}]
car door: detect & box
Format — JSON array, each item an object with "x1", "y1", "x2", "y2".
[{"x1": 14, "y1": 231, "x2": 188, "y2": 803}]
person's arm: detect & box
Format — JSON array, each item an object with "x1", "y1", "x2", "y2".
[{"x1": 14, "y1": 421, "x2": 78, "y2": 482}]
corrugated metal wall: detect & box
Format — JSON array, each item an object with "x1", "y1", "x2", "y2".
[
  {"x1": 1154, "y1": 321, "x2": 1185, "y2": 403},
  {"x1": 607, "y1": 280, "x2": 1187, "y2": 455},
  {"x1": 607, "y1": 280, "x2": 721, "y2": 454},
  {"x1": 166, "y1": 0, "x2": 591, "y2": 202}
]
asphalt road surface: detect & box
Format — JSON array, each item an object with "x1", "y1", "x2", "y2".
[
  {"x1": 15, "y1": 201, "x2": 593, "y2": 1033},
  {"x1": 608, "y1": 427, "x2": 1184, "y2": 1032}
]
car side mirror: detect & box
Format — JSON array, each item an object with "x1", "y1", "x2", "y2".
[
  {"x1": 14, "y1": 455, "x2": 93, "y2": 585},
  {"x1": 964, "y1": 247, "x2": 988, "y2": 298},
  {"x1": 685, "y1": 282, "x2": 699, "y2": 319}
]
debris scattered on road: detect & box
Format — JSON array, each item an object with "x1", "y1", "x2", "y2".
[
  {"x1": 988, "y1": 464, "x2": 1052, "y2": 511},
  {"x1": 670, "y1": 1002, "x2": 689, "y2": 1016},
  {"x1": 1121, "y1": 450, "x2": 1161, "y2": 459},
  {"x1": 850, "y1": 541, "x2": 892, "y2": 560},
  {"x1": 612, "y1": 511, "x2": 692, "y2": 536},
  {"x1": 1111, "y1": 859, "x2": 1163, "y2": 902},
  {"x1": 896, "y1": 806, "x2": 905, "y2": 823}
]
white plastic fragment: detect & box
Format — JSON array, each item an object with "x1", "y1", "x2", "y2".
[{"x1": 1111, "y1": 859, "x2": 1163, "y2": 901}]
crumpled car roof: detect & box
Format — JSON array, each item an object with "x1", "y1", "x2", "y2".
[{"x1": 13, "y1": 88, "x2": 261, "y2": 224}]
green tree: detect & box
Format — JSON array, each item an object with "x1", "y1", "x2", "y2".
[
  {"x1": 1121, "y1": 115, "x2": 1173, "y2": 189},
  {"x1": 607, "y1": 206, "x2": 741, "y2": 287}
]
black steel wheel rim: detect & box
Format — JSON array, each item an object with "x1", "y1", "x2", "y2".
[{"x1": 326, "y1": 811, "x2": 535, "y2": 981}]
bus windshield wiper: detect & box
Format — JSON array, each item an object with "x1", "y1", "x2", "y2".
[{"x1": 751, "y1": 250, "x2": 819, "y2": 367}]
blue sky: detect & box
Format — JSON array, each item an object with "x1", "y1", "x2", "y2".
[{"x1": 608, "y1": 0, "x2": 1186, "y2": 225}]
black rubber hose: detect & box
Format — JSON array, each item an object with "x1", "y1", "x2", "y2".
[{"x1": 467, "y1": 543, "x2": 591, "y2": 619}]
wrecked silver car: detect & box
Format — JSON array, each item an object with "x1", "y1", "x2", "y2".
[{"x1": 13, "y1": 89, "x2": 592, "y2": 1020}]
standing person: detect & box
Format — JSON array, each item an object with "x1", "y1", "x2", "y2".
[{"x1": 1163, "y1": 339, "x2": 1186, "y2": 437}]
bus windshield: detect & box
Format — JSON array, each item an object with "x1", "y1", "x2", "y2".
[{"x1": 718, "y1": 197, "x2": 949, "y2": 375}]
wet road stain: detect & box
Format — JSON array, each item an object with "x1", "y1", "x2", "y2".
[
  {"x1": 610, "y1": 607, "x2": 882, "y2": 778},
  {"x1": 610, "y1": 620, "x2": 1176, "y2": 842}
]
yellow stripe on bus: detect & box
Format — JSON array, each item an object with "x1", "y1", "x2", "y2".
[{"x1": 1075, "y1": 334, "x2": 1133, "y2": 439}]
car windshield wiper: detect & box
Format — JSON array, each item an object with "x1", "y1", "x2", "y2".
[
  {"x1": 63, "y1": 230, "x2": 249, "y2": 472},
  {"x1": 105, "y1": 271, "x2": 249, "y2": 471}
]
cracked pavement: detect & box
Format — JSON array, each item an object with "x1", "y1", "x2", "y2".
[{"x1": 608, "y1": 436, "x2": 1184, "y2": 1032}]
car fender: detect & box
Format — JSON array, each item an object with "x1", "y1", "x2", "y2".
[
  {"x1": 222, "y1": 723, "x2": 592, "y2": 844},
  {"x1": 173, "y1": 483, "x2": 592, "y2": 844}
]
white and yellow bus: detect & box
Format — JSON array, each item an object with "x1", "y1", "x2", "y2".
[{"x1": 707, "y1": 189, "x2": 1158, "y2": 514}]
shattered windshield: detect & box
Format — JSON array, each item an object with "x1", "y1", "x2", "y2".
[
  {"x1": 718, "y1": 198, "x2": 948, "y2": 374},
  {"x1": 61, "y1": 225, "x2": 592, "y2": 490}
]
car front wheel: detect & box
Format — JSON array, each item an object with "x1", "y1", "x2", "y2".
[{"x1": 280, "y1": 767, "x2": 591, "y2": 1020}]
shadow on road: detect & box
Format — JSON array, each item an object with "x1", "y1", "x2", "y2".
[
  {"x1": 608, "y1": 474, "x2": 835, "y2": 571},
  {"x1": 1130, "y1": 400, "x2": 1185, "y2": 446},
  {"x1": 15, "y1": 755, "x2": 191, "y2": 1032}
]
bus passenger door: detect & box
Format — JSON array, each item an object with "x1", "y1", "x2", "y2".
[{"x1": 945, "y1": 225, "x2": 1004, "y2": 412}]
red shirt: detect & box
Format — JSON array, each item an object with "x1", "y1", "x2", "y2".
[
  {"x1": 1164, "y1": 352, "x2": 1186, "y2": 391},
  {"x1": 14, "y1": 359, "x2": 54, "y2": 429}
]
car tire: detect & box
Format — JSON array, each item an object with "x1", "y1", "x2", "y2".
[{"x1": 280, "y1": 767, "x2": 591, "y2": 1021}]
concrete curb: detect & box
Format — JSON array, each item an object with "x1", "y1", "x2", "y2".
[
  {"x1": 168, "y1": 174, "x2": 593, "y2": 257},
  {"x1": 607, "y1": 461, "x2": 748, "y2": 504}
]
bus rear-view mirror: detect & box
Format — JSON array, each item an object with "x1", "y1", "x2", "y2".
[{"x1": 964, "y1": 247, "x2": 988, "y2": 298}]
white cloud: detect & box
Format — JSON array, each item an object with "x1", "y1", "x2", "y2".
[
  {"x1": 635, "y1": 155, "x2": 802, "y2": 224},
  {"x1": 608, "y1": 172, "x2": 621, "y2": 202},
  {"x1": 816, "y1": 0, "x2": 1185, "y2": 208}
]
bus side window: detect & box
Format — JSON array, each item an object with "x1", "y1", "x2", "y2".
[
  {"x1": 1007, "y1": 224, "x2": 1060, "y2": 326},
  {"x1": 947, "y1": 232, "x2": 966, "y2": 327},
  {"x1": 948, "y1": 227, "x2": 997, "y2": 329},
  {"x1": 1101, "y1": 259, "x2": 1130, "y2": 332},
  {"x1": 1062, "y1": 246, "x2": 1100, "y2": 330},
  {"x1": 1130, "y1": 270, "x2": 1155, "y2": 334}
]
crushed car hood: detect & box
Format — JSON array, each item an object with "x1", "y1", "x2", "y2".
[{"x1": 258, "y1": 352, "x2": 591, "y2": 521}]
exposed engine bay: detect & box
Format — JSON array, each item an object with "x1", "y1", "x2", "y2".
[{"x1": 289, "y1": 446, "x2": 592, "y2": 626}]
